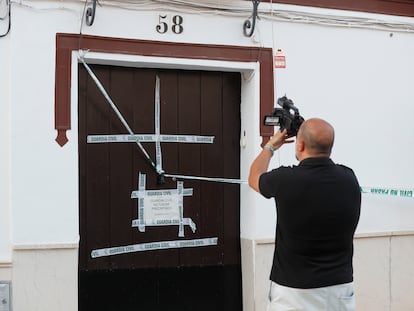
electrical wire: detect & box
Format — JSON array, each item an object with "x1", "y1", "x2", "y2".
[
  {"x1": 8, "y1": 0, "x2": 414, "y2": 33},
  {"x1": 79, "y1": 0, "x2": 88, "y2": 34},
  {"x1": 90, "y1": 0, "x2": 414, "y2": 33}
]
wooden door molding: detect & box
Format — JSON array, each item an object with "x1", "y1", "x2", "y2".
[{"x1": 54, "y1": 33, "x2": 274, "y2": 147}]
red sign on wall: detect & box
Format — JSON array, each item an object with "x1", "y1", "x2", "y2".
[{"x1": 274, "y1": 49, "x2": 286, "y2": 68}]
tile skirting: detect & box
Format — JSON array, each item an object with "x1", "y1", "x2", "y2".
[
  {"x1": 255, "y1": 230, "x2": 414, "y2": 245},
  {"x1": 13, "y1": 242, "x2": 79, "y2": 250}
]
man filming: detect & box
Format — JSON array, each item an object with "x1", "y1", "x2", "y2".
[{"x1": 249, "y1": 118, "x2": 361, "y2": 311}]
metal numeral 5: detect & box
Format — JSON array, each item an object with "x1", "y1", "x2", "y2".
[{"x1": 156, "y1": 15, "x2": 184, "y2": 34}]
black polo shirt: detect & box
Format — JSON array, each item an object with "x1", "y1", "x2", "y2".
[{"x1": 259, "y1": 157, "x2": 361, "y2": 289}]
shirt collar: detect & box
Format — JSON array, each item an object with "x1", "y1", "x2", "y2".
[{"x1": 299, "y1": 157, "x2": 334, "y2": 166}]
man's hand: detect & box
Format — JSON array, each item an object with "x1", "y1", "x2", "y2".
[
  {"x1": 266, "y1": 129, "x2": 295, "y2": 150},
  {"x1": 248, "y1": 129, "x2": 294, "y2": 193}
]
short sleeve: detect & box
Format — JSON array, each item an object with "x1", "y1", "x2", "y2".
[{"x1": 259, "y1": 167, "x2": 288, "y2": 199}]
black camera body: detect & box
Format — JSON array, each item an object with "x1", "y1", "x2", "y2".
[{"x1": 263, "y1": 96, "x2": 304, "y2": 136}]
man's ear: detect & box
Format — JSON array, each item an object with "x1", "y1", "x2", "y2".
[{"x1": 297, "y1": 139, "x2": 305, "y2": 152}]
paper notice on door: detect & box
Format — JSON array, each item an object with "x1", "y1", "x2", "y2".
[
  {"x1": 144, "y1": 191, "x2": 180, "y2": 221},
  {"x1": 132, "y1": 172, "x2": 197, "y2": 237}
]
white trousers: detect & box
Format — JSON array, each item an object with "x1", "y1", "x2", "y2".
[{"x1": 267, "y1": 281, "x2": 355, "y2": 311}]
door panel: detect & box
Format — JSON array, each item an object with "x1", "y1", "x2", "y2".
[{"x1": 78, "y1": 65, "x2": 242, "y2": 310}]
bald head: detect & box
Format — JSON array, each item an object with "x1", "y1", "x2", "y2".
[{"x1": 296, "y1": 118, "x2": 335, "y2": 158}]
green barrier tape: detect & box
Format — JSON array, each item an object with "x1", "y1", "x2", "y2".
[{"x1": 360, "y1": 186, "x2": 413, "y2": 198}]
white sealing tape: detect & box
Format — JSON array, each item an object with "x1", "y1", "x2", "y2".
[
  {"x1": 91, "y1": 237, "x2": 218, "y2": 258},
  {"x1": 155, "y1": 76, "x2": 163, "y2": 174},
  {"x1": 360, "y1": 186, "x2": 413, "y2": 198},
  {"x1": 79, "y1": 52, "x2": 158, "y2": 173},
  {"x1": 165, "y1": 173, "x2": 248, "y2": 184},
  {"x1": 82, "y1": 63, "x2": 214, "y2": 176},
  {"x1": 131, "y1": 188, "x2": 193, "y2": 199},
  {"x1": 131, "y1": 218, "x2": 197, "y2": 232},
  {"x1": 87, "y1": 134, "x2": 215, "y2": 144}
]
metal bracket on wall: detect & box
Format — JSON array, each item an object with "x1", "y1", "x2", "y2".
[
  {"x1": 243, "y1": 0, "x2": 260, "y2": 37},
  {"x1": 85, "y1": 0, "x2": 97, "y2": 26},
  {"x1": 0, "y1": 0, "x2": 11, "y2": 37},
  {"x1": 0, "y1": 281, "x2": 11, "y2": 311}
]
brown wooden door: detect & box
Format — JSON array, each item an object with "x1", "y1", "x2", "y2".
[{"x1": 78, "y1": 65, "x2": 242, "y2": 311}]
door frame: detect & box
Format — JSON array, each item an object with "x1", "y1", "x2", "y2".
[
  {"x1": 54, "y1": 33, "x2": 274, "y2": 147},
  {"x1": 55, "y1": 33, "x2": 272, "y2": 310}
]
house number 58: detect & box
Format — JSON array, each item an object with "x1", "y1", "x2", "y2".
[{"x1": 156, "y1": 15, "x2": 184, "y2": 34}]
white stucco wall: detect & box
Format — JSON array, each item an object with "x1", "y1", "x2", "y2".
[
  {"x1": 0, "y1": 29, "x2": 11, "y2": 263},
  {"x1": 1, "y1": 1, "x2": 414, "y2": 310},
  {"x1": 9, "y1": 1, "x2": 80, "y2": 247},
  {"x1": 3, "y1": 0, "x2": 413, "y2": 248},
  {"x1": 256, "y1": 14, "x2": 414, "y2": 238}
]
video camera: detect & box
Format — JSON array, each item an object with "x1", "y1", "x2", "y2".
[{"x1": 263, "y1": 96, "x2": 304, "y2": 136}]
